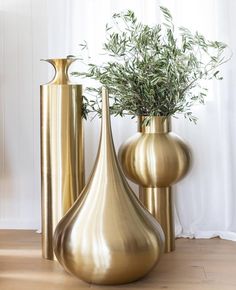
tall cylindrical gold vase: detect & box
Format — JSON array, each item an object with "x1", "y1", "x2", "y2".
[
  {"x1": 119, "y1": 116, "x2": 191, "y2": 253},
  {"x1": 40, "y1": 58, "x2": 84, "y2": 260}
]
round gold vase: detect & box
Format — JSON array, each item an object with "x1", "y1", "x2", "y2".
[
  {"x1": 40, "y1": 58, "x2": 84, "y2": 260},
  {"x1": 53, "y1": 89, "x2": 165, "y2": 285},
  {"x1": 119, "y1": 116, "x2": 191, "y2": 252}
]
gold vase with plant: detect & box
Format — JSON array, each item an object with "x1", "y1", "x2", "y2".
[{"x1": 73, "y1": 7, "x2": 230, "y2": 252}]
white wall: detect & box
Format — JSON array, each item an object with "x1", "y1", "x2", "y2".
[{"x1": 0, "y1": 0, "x2": 48, "y2": 228}]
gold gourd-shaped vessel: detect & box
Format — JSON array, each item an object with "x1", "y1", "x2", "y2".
[
  {"x1": 119, "y1": 116, "x2": 191, "y2": 253},
  {"x1": 40, "y1": 58, "x2": 84, "y2": 260},
  {"x1": 53, "y1": 88, "x2": 165, "y2": 285}
]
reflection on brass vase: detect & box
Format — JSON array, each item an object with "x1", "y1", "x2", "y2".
[
  {"x1": 40, "y1": 58, "x2": 84, "y2": 260},
  {"x1": 53, "y1": 88, "x2": 165, "y2": 285},
  {"x1": 119, "y1": 116, "x2": 191, "y2": 253}
]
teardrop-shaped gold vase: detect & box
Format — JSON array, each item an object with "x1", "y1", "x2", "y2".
[{"x1": 53, "y1": 88, "x2": 165, "y2": 285}]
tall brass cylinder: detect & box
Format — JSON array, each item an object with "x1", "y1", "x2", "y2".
[{"x1": 40, "y1": 58, "x2": 84, "y2": 260}]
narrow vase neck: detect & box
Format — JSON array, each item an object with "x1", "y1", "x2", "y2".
[
  {"x1": 138, "y1": 116, "x2": 171, "y2": 133},
  {"x1": 99, "y1": 87, "x2": 116, "y2": 160},
  {"x1": 101, "y1": 88, "x2": 112, "y2": 140},
  {"x1": 43, "y1": 58, "x2": 76, "y2": 84}
]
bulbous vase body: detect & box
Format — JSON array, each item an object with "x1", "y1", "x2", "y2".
[
  {"x1": 53, "y1": 89, "x2": 165, "y2": 285},
  {"x1": 119, "y1": 116, "x2": 191, "y2": 252},
  {"x1": 119, "y1": 116, "x2": 190, "y2": 188}
]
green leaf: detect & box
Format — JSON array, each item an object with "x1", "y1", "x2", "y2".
[{"x1": 72, "y1": 6, "x2": 230, "y2": 122}]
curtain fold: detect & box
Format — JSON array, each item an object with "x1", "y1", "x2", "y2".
[{"x1": 161, "y1": 0, "x2": 236, "y2": 240}]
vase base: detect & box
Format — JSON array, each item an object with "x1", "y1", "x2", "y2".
[{"x1": 139, "y1": 186, "x2": 175, "y2": 253}]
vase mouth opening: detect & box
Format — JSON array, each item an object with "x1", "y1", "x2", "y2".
[
  {"x1": 41, "y1": 57, "x2": 78, "y2": 62},
  {"x1": 137, "y1": 115, "x2": 169, "y2": 118}
]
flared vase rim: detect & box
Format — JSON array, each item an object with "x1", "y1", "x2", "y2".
[{"x1": 40, "y1": 57, "x2": 78, "y2": 62}]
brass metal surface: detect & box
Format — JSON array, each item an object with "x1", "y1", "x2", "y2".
[
  {"x1": 119, "y1": 116, "x2": 190, "y2": 252},
  {"x1": 40, "y1": 58, "x2": 84, "y2": 260},
  {"x1": 53, "y1": 88, "x2": 165, "y2": 285},
  {"x1": 119, "y1": 116, "x2": 190, "y2": 188},
  {"x1": 140, "y1": 187, "x2": 175, "y2": 252}
]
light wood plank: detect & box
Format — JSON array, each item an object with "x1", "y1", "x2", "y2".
[{"x1": 1, "y1": 231, "x2": 236, "y2": 290}]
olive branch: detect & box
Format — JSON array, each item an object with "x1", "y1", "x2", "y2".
[{"x1": 73, "y1": 6, "x2": 230, "y2": 123}]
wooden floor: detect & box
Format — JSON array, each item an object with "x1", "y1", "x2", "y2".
[{"x1": 0, "y1": 231, "x2": 236, "y2": 290}]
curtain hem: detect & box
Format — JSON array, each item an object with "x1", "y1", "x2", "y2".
[{"x1": 176, "y1": 230, "x2": 236, "y2": 242}]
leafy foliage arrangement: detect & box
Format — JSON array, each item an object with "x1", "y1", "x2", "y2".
[{"x1": 74, "y1": 6, "x2": 229, "y2": 122}]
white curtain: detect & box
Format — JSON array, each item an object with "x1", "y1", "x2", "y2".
[
  {"x1": 0, "y1": 0, "x2": 48, "y2": 228},
  {"x1": 161, "y1": 0, "x2": 236, "y2": 240},
  {"x1": 1, "y1": 0, "x2": 236, "y2": 240}
]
